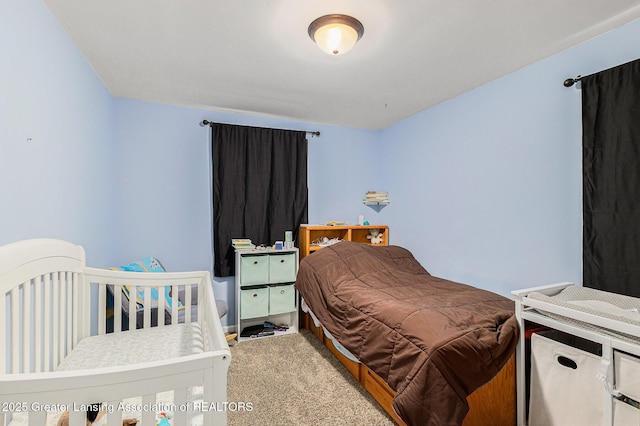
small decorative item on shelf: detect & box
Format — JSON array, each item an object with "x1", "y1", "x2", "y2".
[
  {"x1": 284, "y1": 230, "x2": 294, "y2": 248},
  {"x1": 363, "y1": 191, "x2": 389, "y2": 206},
  {"x1": 367, "y1": 229, "x2": 384, "y2": 244},
  {"x1": 311, "y1": 236, "x2": 343, "y2": 247}
]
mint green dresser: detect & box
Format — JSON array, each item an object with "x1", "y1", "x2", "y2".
[{"x1": 235, "y1": 248, "x2": 299, "y2": 342}]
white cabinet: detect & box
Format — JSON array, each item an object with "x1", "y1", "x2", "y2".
[
  {"x1": 513, "y1": 283, "x2": 640, "y2": 426},
  {"x1": 235, "y1": 249, "x2": 299, "y2": 342}
]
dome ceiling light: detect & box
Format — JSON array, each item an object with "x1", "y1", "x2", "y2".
[{"x1": 308, "y1": 14, "x2": 364, "y2": 56}]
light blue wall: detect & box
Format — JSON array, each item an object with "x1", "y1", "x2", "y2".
[
  {"x1": 306, "y1": 125, "x2": 385, "y2": 227},
  {"x1": 0, "y1": 0, "x2": 115, "y2": 265},
  {"x1": 380, "y1": 19, "x2": 640, "y2": 297},
  {"x1": 112, "y1": 99, "x2": 380, "y2": 325}
]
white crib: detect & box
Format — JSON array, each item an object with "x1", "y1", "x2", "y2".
[{"x1": 0, "y1": 239, "x2": 231, "y2": 426}]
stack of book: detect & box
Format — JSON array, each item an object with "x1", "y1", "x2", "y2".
[
  {"x1": 363, "y1": 191, "x2": 389, "y2": 205},
  {"x1": 232, "y1": 238, "x2": 255, "y2": 250}
]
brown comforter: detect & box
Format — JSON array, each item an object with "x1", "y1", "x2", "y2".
[{"x1": 294, "y1": 241, "x2": 518, "y2": 426}]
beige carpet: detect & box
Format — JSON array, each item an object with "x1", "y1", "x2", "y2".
[{"x1": 227, "y1": 329, "x2": 395, "y2": 426}]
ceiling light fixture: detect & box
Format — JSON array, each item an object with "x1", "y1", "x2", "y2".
[{"x1": 308, "y1": 14, "x2": 364, "y2": 56}]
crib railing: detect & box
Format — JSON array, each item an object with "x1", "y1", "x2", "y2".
[
  {"x1": 0, "y1": 267, "x2": 221, "y2": 375},
  {"x1": 83, "y1": 267, "x2": 225, "y2": 351}
]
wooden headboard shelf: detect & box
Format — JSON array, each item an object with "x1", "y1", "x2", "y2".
[{"x1": 298, "y1": 224, "x2": 389, "y2": 259}]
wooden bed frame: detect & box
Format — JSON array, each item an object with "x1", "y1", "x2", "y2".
[{"x1": 301, "y1": 311, "x2": 515, "y2": 426}]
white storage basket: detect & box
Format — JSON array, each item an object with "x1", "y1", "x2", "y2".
[{"x1": 529, "y1": 332, "x2": 604, "y2": 426}]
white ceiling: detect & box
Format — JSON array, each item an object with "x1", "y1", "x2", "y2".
[{"x1": 43, "y1": 0, "x2": 640, "y2": 130}]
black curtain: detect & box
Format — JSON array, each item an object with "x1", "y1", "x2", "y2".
[
  {"x1": 211, "y1": 123, "x2": 308, "y2": 277},
  {"x1": 582, "y1": 58, "x2": 640, "y2": 297}
]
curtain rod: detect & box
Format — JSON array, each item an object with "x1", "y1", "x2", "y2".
[
  {"x1": 199, "y1": 120, "x2": 320, "y2": 137},
  {"x1": 563, "y1": 75, "x2": 582, "y2": 88}
]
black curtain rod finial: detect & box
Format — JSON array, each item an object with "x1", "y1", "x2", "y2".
[{"x1": 563, "y1": 75, "x2": 582, "y2": 88}]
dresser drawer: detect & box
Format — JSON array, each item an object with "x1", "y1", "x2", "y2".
[
  {"x1": 268, "y1": 253, "x2": 297, "y2": 283},
  {"x1": 240, "y1": 254, "x2": 269, "y2": 285},
  {"x1": 615, "y1": 351, "x2": 640, "y2": 401},
  {"x1": 269, "y1": 284, "x2": 296, "y2": 315},
  {"x1": 240, "y1": 287, "x2": 269, "y2": 319}
]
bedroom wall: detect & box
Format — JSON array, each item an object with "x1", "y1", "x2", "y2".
[
  {"x1": 0, "y1": 0, "x2": 115, "y2": 265},
  {"x1": 379, "y1": 18, "x2": 640, "y2": 297},
  {"x1": 112, "y1": 99, "x2": 381, "y2": 326}
]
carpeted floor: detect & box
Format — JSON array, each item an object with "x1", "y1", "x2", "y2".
[{"x1": 227, "y1": 329, "x2": 395, "y2": 426}]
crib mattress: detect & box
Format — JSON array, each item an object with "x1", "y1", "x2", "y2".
[
  {"x1": 8, "y1": 324, "x2": 206, "y2": 426},
  {"x1": 57, "y1": 322, "x2": 204, "y2": 371}
]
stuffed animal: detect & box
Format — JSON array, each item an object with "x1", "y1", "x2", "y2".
[
  {"x1": 366, "y1": 229, "x2": 383, "y2": 245},
  {"x1": 157, "y1": 411, "x2": 172, "y2": 426}
]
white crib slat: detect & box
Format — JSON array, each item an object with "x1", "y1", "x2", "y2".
[
  {"x1": 34, "y1": 275, "x2": 42, "y2": 372},
  {"x1": 52, "y1": 272, "x2": 60, "y2": 368},
  {"x1": 98, "y1": 283, "x2": 107, "y2": 335},
  {"x1": 68, "y1": 408, "x2": 85, "y2": 426},
  {"x1": 10, "y1": 286, "x2": 19, "y2": 373},
  {"x1": 22, "y1": 279, "x2": 31, "y2": 373},
  {"x1": 43, "y1": 273, "x2": 51, "y2": 372},
  {"x1": 158, "y1": 286, "x2": 166, "y2": 326},
  {"x1": 28, "y1": 410, "x2": 46, "y2": 425},
  {"x1": 185, "y1": 283, "x2": 192, "y2": 323},
  {"x1": 106, "y1": 400, "x2": 120, "y2": 426},
  {"x1": 72, "y1": 272, "x2": 79, "y2": 347},
  {"x1": 203, "y1": 366, "x2": 214, "y2": 426},
  {"x1": 114, "y1": 284, "x2": 122, "y2": 333},
  {"x1": 171, "y1": 284, "x2": 178, "y2": 325},
  {"x1": 63, "y1": 274, "x2": 68, "y2": 353},
  {"x1": 66, "y1": 272, "x2": 73, "y2": 355},
  {"x1": 143, "y1": 287, "x2": 151, "y2": 328},
  {"x1": 174, "y1": 387, "x2": 188, "y2": 425},
  {"x1": 141, "y1": 394, "x2": 155, "y2": 425},
  {"x1": 59, "y1": 272, "x2": 66, "y2": 361},
  {"x1": 128, "y1": 284, "x2": 137, "y2": 330},
  {"x1": 0, "y1": 291, "x2": 5, "y2": 374}
]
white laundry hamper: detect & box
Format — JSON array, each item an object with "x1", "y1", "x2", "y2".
[{"x1": 529, "y1": 331, "x2": 604, "y2": 426}]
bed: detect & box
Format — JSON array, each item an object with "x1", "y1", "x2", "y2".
[
  {"x1": 294, "y1": 241, "x2": 519, "y2": 426},
  {"x1": 0, "y1": 239, "x2": 231, "y2": 426}
]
